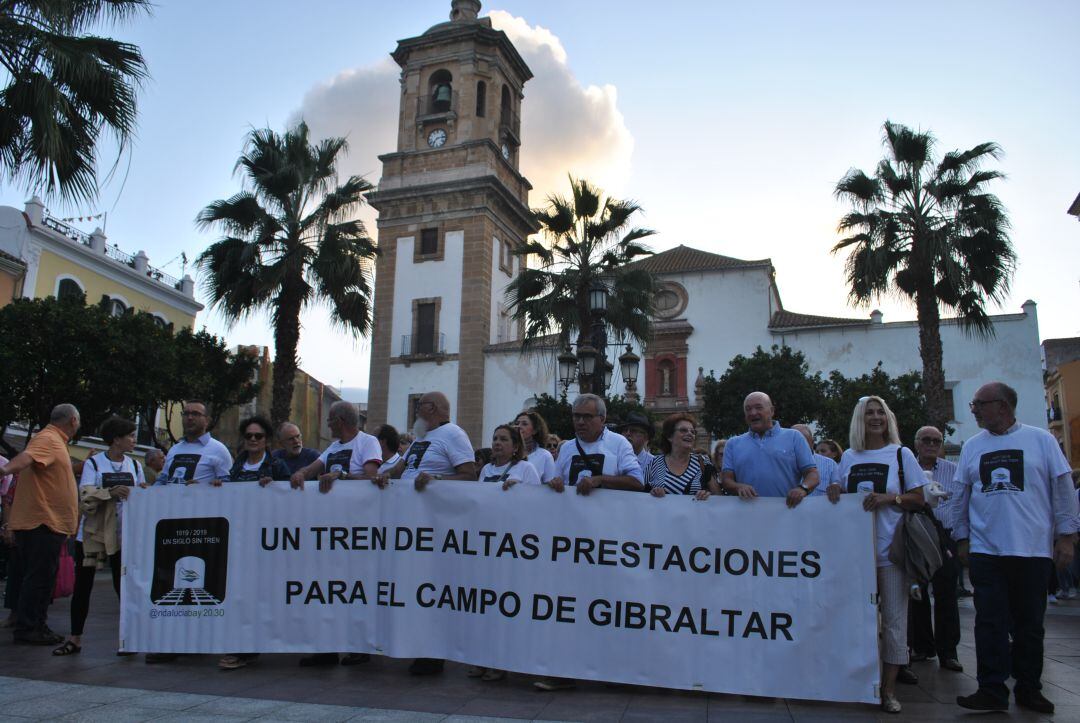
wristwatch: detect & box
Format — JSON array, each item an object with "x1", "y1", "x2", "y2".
[
  {"x1": 797, "y1": 483, "x2": 811, "y2": 495},
  {"x1": 894, "y1": 495, "x2": 903, "y2": 506}
]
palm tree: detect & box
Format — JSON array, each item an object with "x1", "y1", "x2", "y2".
[
  {"x1": 0, "y1": 0, "x2": 150, "y2": 204},
  {"x1": 196, "y1": 121, "x2": 377, "y2": 426},
  {"x1": 833, "y1": 121, "x2": 1015, "y2": 430},
  {"x1": 506, "y1": 176, "x2": 656, "y2": 393}
]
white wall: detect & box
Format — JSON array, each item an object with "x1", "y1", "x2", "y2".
[
  {"x1": 386, "y1": 361, "x2": 461, "y2": 433},
  {"x1": 771, "y1": 303, "x2": 1044, "y2": 444},
  {"x1": 483, "y1": 349, "x2": 560, "y2": 437},
  {"x1": 391, "y1": 230, "x2": 465, "y2": 355}
]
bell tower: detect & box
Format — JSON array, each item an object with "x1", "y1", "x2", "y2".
[{"x1": 366, "y1": 0, "x2": 537, "y2": 444}]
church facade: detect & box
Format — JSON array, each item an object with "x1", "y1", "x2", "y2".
[{"x1": 364, "y1": 1, "x2": 1045, "y2": 447}]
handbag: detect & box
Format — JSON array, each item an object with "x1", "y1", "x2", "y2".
[
  {"x1": 888, "y1": 447, "x2": 945, "y2": 585},
  {"x1": 52, "y1": 540, "x2": 76, "y2": 599}
]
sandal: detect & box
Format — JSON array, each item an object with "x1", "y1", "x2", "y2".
[
  {"x1": 52, "y1": 640, "x2": 81, "y2": 656},
  {"x1": 482, "y1": 669, "x2": 506, "y2": 682},
  {"x1": 466, "y1": 666, "x2": 486, "y2": 678}
]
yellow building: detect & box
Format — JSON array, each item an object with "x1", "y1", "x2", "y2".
[
  {"x1": 0, "y1": 249, "x2": 26, "y2": 305},
  {"x1": 0, "y1": 196, "x2": 202, "y2": 325},
  {"x1": 214, "y1": 346, "x2": 344, "y2": 453},
  {"x1": 1044, "y1": 337, "x2": 1080, "y2": 468}
]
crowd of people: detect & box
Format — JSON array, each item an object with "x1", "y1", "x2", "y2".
[{"x1": 0, "y1": 381, "x2": 1077, "y2": 714}]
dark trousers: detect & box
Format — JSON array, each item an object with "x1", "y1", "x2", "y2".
[
  {"x1": 909, "y1": 538, "x2": 961, "y2": 659},
  {"x1": 70, "y1": 541, "x2": 121, "y2": 636},
  {"x1": 13, "y1": 525, "x2": 65, "y2": 635},
  {"x1": 969, "y1": 553, "x2": 1053, "y2": 700}
]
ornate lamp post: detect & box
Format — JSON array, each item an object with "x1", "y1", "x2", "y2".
[
  {"x1": 619, "y1": 344, "x2": 641, "y2": 403},
  {"x1": 585, "y1": 280, "x2": 609, "y2": 396}
]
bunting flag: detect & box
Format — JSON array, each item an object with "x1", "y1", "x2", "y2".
[{"x1": 60, "y1": 213, "x2": 105, "y2": 223}]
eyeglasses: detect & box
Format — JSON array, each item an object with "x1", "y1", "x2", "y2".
[
  {"x1": 674, "y1": 427, "x2": 697, "y2": 436},
  {"x1": 244, "y1": 432, "x2": 265, "y2": 441},
  {"x1": 918, "y1": 437, "x2": 942, "y2": 445},
  {"x1": 546, "y1": 443, "x2": 559, "y2": 450},
  {"x1": 572, "y1": 413, "x2": 598, "y2": 422},
  {"x1": 969, "y1": 399, "x2": 1003, "y2": 411}
]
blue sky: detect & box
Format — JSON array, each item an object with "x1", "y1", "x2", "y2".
[{"x1": 3, "y1": 1, "x2": 1078, "y2": 399}]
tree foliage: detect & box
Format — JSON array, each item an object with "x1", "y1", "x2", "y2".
[
  {"x1": 833, "y1": 121, "x2": 1014, "y2": 430},
  {"x1": 506, "y1": 176, "x2": 657, "y2": 356},
  {"x1": 0, "y1": 0, "x2": 151, "y2": 203},
  {"x1": 700, "y1": 345, "x2": 825, "y2": 439},
  {"x1": 197, "y1": 120, "x2": 377, "y2": 426},
  {"x1": 817, "y1": 363, "x2": 941, "y2": 450},
  {"x1": 0, "y1": 295, "x2": 258, "y2": 453}
]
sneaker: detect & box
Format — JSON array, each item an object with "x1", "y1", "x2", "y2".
[
  {"x1": 1015, "y1": 688, "x2": 1054, "y2": 714},
  {"x1": 881, "y1": 694, "x2": 902, "y2": 714},
  {"x1": 940, "y1": 657, "x2": 964, "y2": 672},
  {"x1": 957, "y1": 689, "x2": 1008, "y2": 711},
  {"x1": 1048, "y1": 593, "x2": 1058, "y2": 604},
  {"x1": 533, "y1": 676, "x2": 575, "y2": 691}
]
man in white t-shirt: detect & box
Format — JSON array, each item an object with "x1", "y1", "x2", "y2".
[
  {"x1": 551, "y1": 394, "x2": 644, "y2": 496},
  {"x1": 154, "y1": 401, "x2": 232, "y2": 486},
  {"x1": 380, "y1": 391, "x2": 475, "y2": 676},
  {"x1": 953, "y1": 383, "x2": 1079, "y2": 715},
  {"x1": 290, "y1": 401, "x2": 382, "y2": 495}
]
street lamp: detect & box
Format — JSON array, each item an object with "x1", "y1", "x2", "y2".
[
  {"x1": 619, "y1": 344, "x2": 639, "y2": 386},
  {"x1": 577, "y1": 342, "x2": 598, "y2": 379},
  {"x1": 602, "y1": 359, "x2": 614, "y2": 392},
  {"x1": 557, "y1": 348, "x2": 577, "y2": 390},
  {"x1": 589, "y1": 280, "x2": 609, "y2": 314}
]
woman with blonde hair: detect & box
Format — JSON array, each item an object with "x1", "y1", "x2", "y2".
[{"x1": 826, "y1": 396, "x2": 927, "y2": 714}]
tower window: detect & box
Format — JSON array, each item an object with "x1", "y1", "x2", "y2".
[
  {"x1": 429, "y1": 69, "x2": 453, "y2": 114},
  {"x1": 416, "y1": 302, "x2": 436, "y2": 354},
  {"x1": 500, "y1": 85, "x2": 512, "y2": 126},
  {"x1": 420, "y1": 228, "x2": 438, "y2": 255},
  {"x1": 476, "y1": 81, "x2": 486, "y2": 117}
]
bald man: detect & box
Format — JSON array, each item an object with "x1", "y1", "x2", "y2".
[
  {"x1": 720, "y1": 392, "x2": 818, "y2": 508},
  {"x1": 381, "y1": 391, "x2": 475, "y2": 676}
]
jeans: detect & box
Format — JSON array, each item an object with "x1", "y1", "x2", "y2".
[
  {"x1": 969, "y1": 553, "x2": 1053, "y2": 699},
  {"x1": 13, "y1": 525, "x2": 65, "y2": 635}
]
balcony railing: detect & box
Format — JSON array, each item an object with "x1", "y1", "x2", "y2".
[
  {"x1": 105, "y1": 243, "x2": 135, "y2": 267},
  {"x1": 42, "y1": 215, "x2": 91, "y2": 246},
  {"x1": 401, "y1": 333, "x2": 446, "y2": 357},
  {"x1": 1048, "y1": 407, "x2": 1063, "y2": 423}
]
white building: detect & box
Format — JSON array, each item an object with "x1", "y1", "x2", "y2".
[{"x1": 364, "y1": 2, "x2": 1046, "y2": 448}]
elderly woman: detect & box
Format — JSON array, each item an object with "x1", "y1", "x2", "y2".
[
  {"x1": 514, "y1": 411, "x2": 557, "y2": 483},
  {"x1": 826, "y1": 396, "x2": 927, "y2": 714},
  {"x1": 478, "y1": 424, "x2": 541, "y2": 490},
  {"x1": 644, "y1": 414, "x2": 716, "y2": 500}
]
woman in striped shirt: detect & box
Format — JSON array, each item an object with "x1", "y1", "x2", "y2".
[{"x1": 644, "y1": 413, "x2": 716, "y2": 500}]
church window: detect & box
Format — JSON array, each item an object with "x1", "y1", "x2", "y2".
[
  {"x1": 56, "y1": 277, "x2": 84, "y2": 301},
  {"x1": 429, "y1": 69, "x2": 453, "y2": 113},
  {"x1": 500, "y1": 85, "x2": 512, "y2": 127},
  {"x1": 420, "y1": 228, "x2": 439, "y2": 255},
  {"x1": 476, "y1": 81, "x2": 486, "y2": 117}
]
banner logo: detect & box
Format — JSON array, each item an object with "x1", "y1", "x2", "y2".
[{"x1": 150, "y1": 517, "x2": 230, "y2": 606}]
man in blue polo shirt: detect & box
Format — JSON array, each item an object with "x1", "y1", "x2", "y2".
[{"x1": 720, "y1": 391, "x2": 818, "y2": 508}]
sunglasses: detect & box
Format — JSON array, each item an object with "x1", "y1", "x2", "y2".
[
  {"x1": 918, "y1": 437, "x2": 942, "y2": 445},
  {"x1": 244, "y1": 432, "x2": 266, "y2": 441}
]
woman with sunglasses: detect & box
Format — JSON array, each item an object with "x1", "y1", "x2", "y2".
[
  {"x1": 222, "y1": 416, "x2": 291, "y2": 487},
  {"x1": 514, "y1": 411, "x2": 557, "y2": 483},
  {"x1": 826, "y1": 396, "x2": 927, "y2": 714},
  {"x1": 218, "y1": 416, "x2": 290, "y2": 670}
]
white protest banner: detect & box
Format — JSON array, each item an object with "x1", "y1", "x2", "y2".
[{"x1": 121, "y1": 482, "x2": 879, "y2": 703}]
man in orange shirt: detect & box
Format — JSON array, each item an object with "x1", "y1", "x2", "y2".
[{"x1": 0, "y1": 404, "x2": 80, "y2": 644}]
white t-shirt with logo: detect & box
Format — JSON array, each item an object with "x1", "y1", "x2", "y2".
[
  {"x1": 554, "y1": 430, "x2": 643, "y2": 486},
  {"x1": 953, "y1": 424, "x2": 1076, "y2": 558},
  {"x1": 319, "y1": 432, "x2": 383, "y2": 477},
  {"x1": 479, "y1": 459, "x2": 541, "y2": 486},
  {"x1": 838, "y1": 444, "x2": 926, "y2": 567},
  {"x1": 526, "y1": 446, "x2": 557, "y2": 484},
  {"x1": 78, "y1": 452, "x2": 145, "y2": 543},
  {"x1": 400, "y1": 423, "x2": 475, "y2": 481},
  {"x1": 157, "y1": 434, "x2": 233, "y2": 486}
]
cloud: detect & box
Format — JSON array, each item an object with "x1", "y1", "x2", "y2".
[{"x1": 295, "y1": 9, "x2": 633, "y2": 217}]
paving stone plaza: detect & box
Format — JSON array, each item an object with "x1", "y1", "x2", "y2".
[{"x1": 0, "y1": 576, "x2": 1077, "y2": 722}]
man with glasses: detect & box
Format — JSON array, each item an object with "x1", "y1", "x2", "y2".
[
  {"x1": 953, "y1": 383, "x2": 1079, "y2": 714},
  {"x1": 549, "y1": 394, "x2": 644, "y2": 496},
  {"x1": 908, "y1": 426, "x2": 963, "y2": 673},
  {"x1": 720, "y1": 391, "x2": 818, "y2": 508},
  {"x1": 154, "y1": 400, "x2": 232, "y2": 486},
  {"x1": 271, "y1": 422, "x2": 319, "y2": 476}
]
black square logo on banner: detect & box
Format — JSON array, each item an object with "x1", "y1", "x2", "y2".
[{"x1": 150, "y1": 517, "x2": 229, "y2": 606}]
